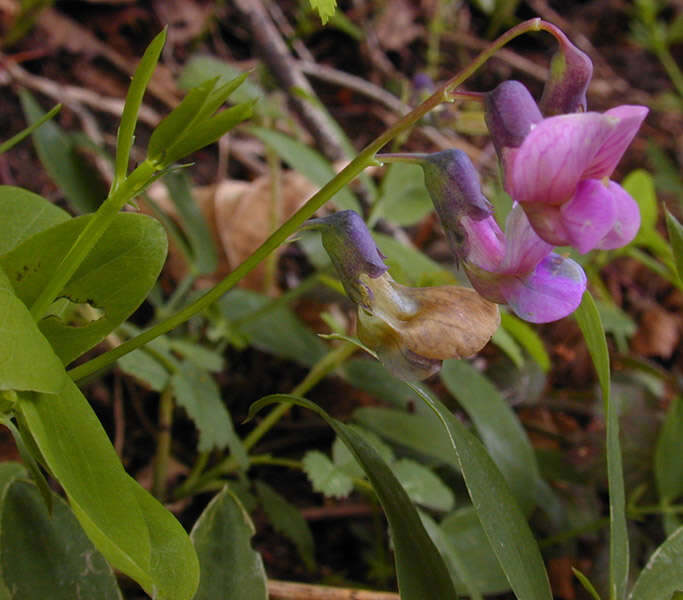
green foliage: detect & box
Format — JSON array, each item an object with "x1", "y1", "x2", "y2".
[
  {"x1": 629, "y1": 526, "x2": 683, "y2": 600},
  {"x1": 20, "y1": 91, "x2": 107, "y2": 213},
  {"x1": 302, "y1": 450, "x2": 354, "y2": 499},
  {"x1": 665, "y1": 209, "x2": 683, "y2": 280},
  {"x1": 0, "y1": 476, "x2": 122, "y2": 599},
  {"x1": 190, "y1": 486, "x2": 268, "y2": 600},
  {"x1": 373, "y1": 163, "x2": 434, "y2": 226},
  {"x1": 171, "y1": 362, "x2": 246, "y2": 459},
  {"x1": 255, "y1": 480, "x2": 316, "y2": 571},
  {"x1": 655, "y1": 396, "x2": 683, "y2": 534},
  {"x1": 250, "y1": 127, "x2": 359, "y2": 212},
  {"x1": 249, "y1": 394, "x2": 458, "y2": 599},
  {"x1": 575, "y1": 291, "x2": 629, "y2": 600},
  {"x1": 308, "y1": 0, "x2": 337, "y2": 24},
  {"x1": 16, "y1": 379, "x2": 199, "y2": 599}
]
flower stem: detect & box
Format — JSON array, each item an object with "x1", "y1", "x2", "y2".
[
  {"x1": 68, "y1": 18, "x2": 544, "y2": 382},
  {"x1": 152, "y1": 385, "x2": 174, "y2": 499}
]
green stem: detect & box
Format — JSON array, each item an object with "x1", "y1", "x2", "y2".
[
  {"x1": 152, "y1": 386, "x2": 175, "y2": 499},
  {"x1": 30, "y1": 160, "x2": 159, "y2": 320},
  {"x1": 68, "y1": 18, "x2": 543, "y2": 382},
  {"x1": 654, "y1": 42, "x2": 683, "y2": 100}
]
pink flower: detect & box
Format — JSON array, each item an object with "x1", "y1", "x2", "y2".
[
  {"x1": 486, "y1": 81, "x2": 649, "y2": 253},
  {"x1": 420, "y1": 150, "x2": 587, "y2": 323}
]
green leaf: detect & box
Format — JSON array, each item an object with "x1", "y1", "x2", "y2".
[
  {"x1": 491, "y1": 325, "x2": 524, "y2": 368},
  {"x1": 343, "y1": 358, "x2": 424, "y2": 411},
  {"x1": 440, "y1": 359, "x2": 544, "y2": 513},
  {"x1": 250, "y1": 127, "x2": 359, "y2": 212},
  {"x1": 20, "y1": 90, "x2": 107, "y2": 213},
  {"x1": 1, "y1": 212, "x2": 167, "y2": 364},
  {"x1": 375, "y1": 163, "x2": 434, "y2": 226},
  {"x1": 372, "y1": 232, "x2": 455, "y2": 287},
  {"x1": 218, "y1": 289, "x2": 327, "y2": 367},
  {"x1": 406, "y1": 386, "x2": 552, "y2": 600},
  {"x1": 127, "y1": 479, "x2": 200, "y2": 600},
  {"x1": 168, "y1": 339, "x2": 224, "y2": 372},
  {"x1": 302, "y1": 450, "x2": 354, "y2": 499},
  {"x1": 574, "y1": 291, "x2": 628, "y2": 600},
  {"x1": 255, "y1": 481, "x2": 316, "y2": 571},
  {"x1": 179, "y1": 55, "x2": 264, "y2": 105},
  {"x1": 171, "y1": 362, "x2": 247, "y2": 463},
  {"x1": 655, "y1": 396, "x2": 683, "y2": 504},
  {"x1": 309, "y1": 0, "x2": 337, "y2": 24},
  {"x1": 623, "y1": 169, "x2": 657, "y2": 233},
  {"x1": 629, "y1": 526, "x2": 683, "y2": 600},
  {"x1": 162, "y1": 101, "x2": 255, "y2": 166},
  {"x1": 0, "y1": 479, "x2": 122, "y2": 600},
  {"x1": 353, "y1": 406, "x2": 456, "y2": 465},
  {"x1": 0, "y1": 103, "x2": 61, "y2": 156},
  {"x1": 0, "y1": 185, "x2": 70, "y2": 256},
  {"x1": 392, "y1": 458, "x2": 454, "y2": 512},
  {"x1": 16, "y1": 379, "x2": 199, "y2": 600},
  {"x1": 118, "y1": 347, "x2": 171, "y2": 392},
  {"x1": 0, "y1": 267, "x2": 65, "y2": 394},
  {"x1": 115, "y1": 29, "x2": 167, "y2": 187},
  {"x1": 665, "y1": 209, "x2": 683, "y2": 281},
  {"x1": 162, "y1": 171, "x2": 218, "y2": 274},
  {"x1": 418, "y1": 511, "x2": 483, "y2": 600},
  {"x1": 148, "y1": 78, "x2": 219, "y2": 162},
  {"x1": 249, "y1": 395, "x2": 457, "y2": 599},
  {"x1": 572, "y1": 567, "x2": 603, "y2": 600},
  {"x1": 190, "y1": 486, "x2": 268, "y2": 600},
  {"x1": 596, "y1": 301, "x2": 637, "y2": 354},
  {"x1": 440, "y1": 507, "x2": 510, "y2": 595},
  {"x1": 499, "y1": 312, "x2": 551, "y2": 372},
  {"x1": 16, "y1": 380, "x2": 150, "y2": 584}
]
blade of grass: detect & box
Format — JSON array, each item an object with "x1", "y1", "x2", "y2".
[{"x1": 575, "y1": 291, "x2": 628, "y2": 600}]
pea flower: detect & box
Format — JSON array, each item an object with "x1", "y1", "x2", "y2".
[
  {"x1": 419, "y1": 149, "x2": 587, "y2": 323},
  {"x1": 485, "y1": 80, "x2": 649, "y2": 253},
  {"x1": 303, "y1": 210, "x2": 500, "y2": 380}
]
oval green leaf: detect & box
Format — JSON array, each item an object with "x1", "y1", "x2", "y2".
[
  {"x1": 190, "y1": 486, "x2": 267, "y2": 600},
  {"x1": 0, "y1": 479, "x2": 122, "y2": 600}
]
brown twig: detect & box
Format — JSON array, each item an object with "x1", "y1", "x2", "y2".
[
  {"x1": 268, "y1": 580, "x2": 400, "y2": 600},
  {"x1": 230, "y1": 0, "x2": 346, "y2": 162}
]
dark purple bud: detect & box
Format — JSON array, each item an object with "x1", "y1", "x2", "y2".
[
  {"x1": 412, "y1": 73, "x2": 436, "y2": 94},
  {"x1": 303, "y1": 210, "x2": 388, "y2": 307},
  {"x1": 484, "y1": 81, "x2": 543, "y2": 157},
  {"x1": 539, "y1": 27, "x2": 593, "y2": 115},
  {"x1": 420, "y1": 150, "x2": 493, "y2": 263}
]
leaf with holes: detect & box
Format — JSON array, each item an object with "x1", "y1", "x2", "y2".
[{"x1": 0, "y1": 212, "x2": 167, "y2": 365}]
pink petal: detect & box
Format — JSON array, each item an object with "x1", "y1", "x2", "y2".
[
  {"x1": 582, "y1": 106, "x2": 649, "y2": 179},
  {"x1": 499, "y1": 203, "x2": 554, "y2": 274},
  {"x1": 507, "y1": 112, "x2": 616, "y2": 206},
  {"x1": 596, "y1": 181, "x2": 641, "y2": 250},
  {"x1": 523, "y1": 203, "x2": 570, "y2": 247},
  {"x1": 561, "y1": 179, "x2": 617, "y2": 253},
  {"x1": 461, "y1": 215, "x2": 505, "y2": 271},
  {"x1": 500, "y1": 254, "x2": 587, "y2": 323}
]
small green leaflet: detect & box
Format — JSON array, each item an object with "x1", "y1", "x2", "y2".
[{"x1": 309, "y1": 0, "x2": 337, "y2": 24}]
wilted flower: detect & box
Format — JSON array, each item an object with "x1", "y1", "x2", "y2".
[
  {"x1": 303, "y1": 210, "x2": 500, "y2": 380},
  {"x1": 419, "y1": 150, "x2": 587, "y2": 323},
  {"x1": 485, "y1": 81, "x2": 648, "y2": 253}
]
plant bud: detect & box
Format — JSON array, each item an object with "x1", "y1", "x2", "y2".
[
  {"x1": 484, "y1": 81, "x2": 542, "y2": 158},
  {"x1": 420, "y1": 150, "x2": 493, "y2": 262},
  {"x1": 303, "y1": 211, "x2": 388, "y2": 308},
  {"x1": 539, "y1": 29, "x2": 593, "y2": 115}
]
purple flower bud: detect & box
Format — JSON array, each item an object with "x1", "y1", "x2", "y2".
[
  {"x1": 484, "y1": 81, "x2": 543, "y2": 160},
  {"x1": 420, "y1": 150, "x2": 493, "y2": 263},
  {"x1": 539, "y1": 26, "x2": 593, "y2": 116},
  {"x1": 303, "y1": 210, "x2": 388, "y2": 307}
]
